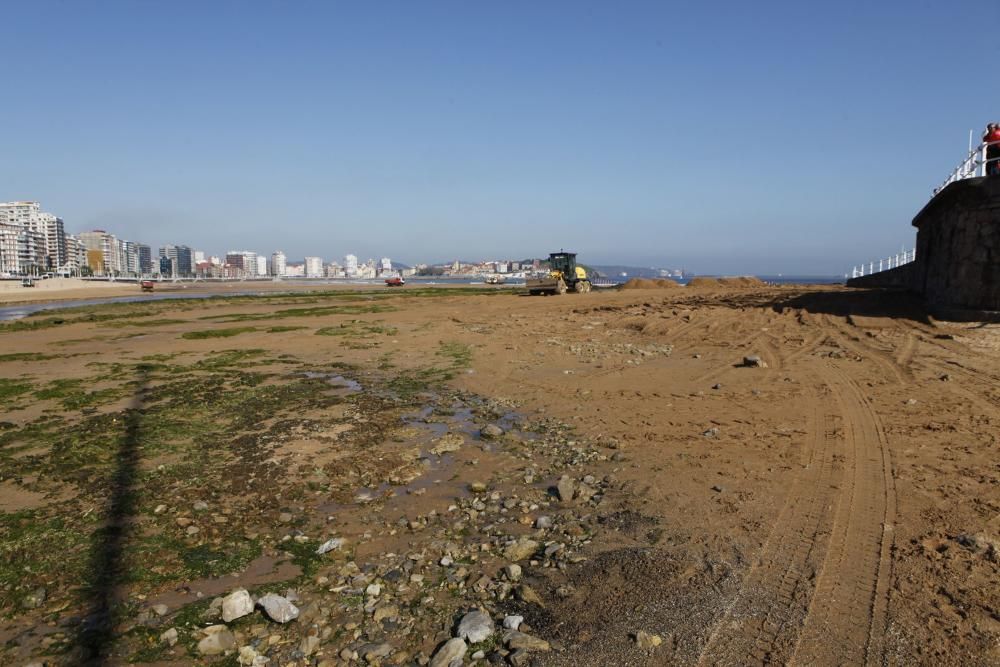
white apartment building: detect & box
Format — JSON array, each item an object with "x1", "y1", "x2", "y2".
[
  {"x1": 304, "y1": 256, "x2": 323, "y2": 278},
  {"x1": 344, "y1": 254, "x2": 359, "y2": 277},
  {"x1": 271, "y1": 251, "x2": 286, "y2": 276},
  {"x1": 325, "y1": 261, "x2": 342, "y2": 278},
  {"x1": 256, "y1": 255, "x2": 268, "y2": 276},
  {"x1": 380, "y1": 257, "x2": 392, "y2": 272},
  {"x1": 0, "y1": 201, "x2": 67, "y2": 273}
]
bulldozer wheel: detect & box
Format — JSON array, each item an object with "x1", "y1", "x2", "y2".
[
  {"x1": 575, "y1": 280, "x2": 591, "y2": 294},
  {"x1": 556, "y1": 279, "x2": 568, "y2": 295}
]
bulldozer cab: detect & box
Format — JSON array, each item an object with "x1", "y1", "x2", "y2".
[{"x1": 548, "y1": 252, "x2": 577, "y2": 278}]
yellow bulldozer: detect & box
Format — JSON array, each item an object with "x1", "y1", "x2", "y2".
[{"x1": 526, "y1": 251, "x2": 592, "y2": 295}]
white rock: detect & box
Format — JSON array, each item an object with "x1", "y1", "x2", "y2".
[
  {"x1": 316, "y1": 537, "x2": 345, "y2": 555},
  {"x1": 457, "y1": 609, "x2": 494, "y2": 643},
  {"x1": 429, "y1": 638, "x2": 467, "y2": 667},
  {"x1": 503, "y1": 615, "x2": 523, "y2": 630},
  {"x1": 257, "y1": 593, "x2": 299, "y2": 623},
  {"x1": 222, "y1": 588, "x2": 254, "y2": 623},
  {"x1": 197, "y1": 625, "x2": 236, "y2": 655},
  {"x1": 160, "y1": 627, "x2": 178, "y2": 646}
]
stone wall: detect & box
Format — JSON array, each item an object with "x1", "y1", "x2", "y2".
[{"x1": 847, "y1": 175, "x2": 1000, "y2": 314}]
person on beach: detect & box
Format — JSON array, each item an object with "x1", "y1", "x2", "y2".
[{"x1": 984, "y1": 123, "x2": 1000, "y2": 176}]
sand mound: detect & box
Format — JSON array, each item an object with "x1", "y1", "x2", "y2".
[
  {"x1": 621, "y1": 278, "x2": 680, "y2": 290},
  {"x1": 719, "y1": 276, "x2": 765, "y2": 287},
  {"x1": 687, "y1": 276, "x2": 765, "y2": 288}
]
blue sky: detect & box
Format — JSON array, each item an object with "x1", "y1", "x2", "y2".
[{"x1": 3, "y1": 1, "x2": 998, "y2": 274}]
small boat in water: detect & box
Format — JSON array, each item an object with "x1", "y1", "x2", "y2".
[{"x1": 485, "y1": 275, "x2": 506, "y2": 285}]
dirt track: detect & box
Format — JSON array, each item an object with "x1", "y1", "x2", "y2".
[{"x1": 0, "y1": 284, "x2": 997, "y2": 665}]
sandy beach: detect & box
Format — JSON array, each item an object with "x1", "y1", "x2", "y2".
[{"x1": 0, "y1": 283, "x2": 996, "y2": 665}]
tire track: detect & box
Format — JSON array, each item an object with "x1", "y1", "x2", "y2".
[
  {"x1": 698, "y1": 386, "x2": 843, "y2": 666},
  {"x1": 821, "y1": 315, "x2": 910, "y2": 385},
  {"x1": 791, "y1": 365, "x2": 896, "y2": 666}
]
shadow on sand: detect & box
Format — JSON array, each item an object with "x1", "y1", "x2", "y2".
[
  {"x1": 771, "y1": 288, "x2": 933, "y2": 324},
  {"x1": 73, "y1": 367, "x2": 150, "y2": 665}
]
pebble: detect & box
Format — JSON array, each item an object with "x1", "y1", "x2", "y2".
[
  {"x1": 257, "y1": 593, "x2": 299, "y2": 623},
  {"x1": 160, "y1": 627, "x2": 178, "y2": 647},
  {"x1": 535, "y1": 516, "x2": 553, "y2": 529},
  {"x1": 429, "y1": 637, "x2": 467, "y2": 667},
  {"x1": 503, "y1": 537, "x2": 539, "y2": 562},
  {"x1": 431, "y1": 433, "x2": 465, "y2": 454},
  {"x1": 222, "y1": 588, "x2": 254, "y2": 623},
  {"x1": 635, "y1": 630, "x2": 663, "y2": 649},
  {"x1": 556, "y1": 475, "x2": 576, "y2": 503},
  {"x1": 480, "y1": 424, "x2": 505, "y2": 440},
  {"x1": 506, "y1": 631, "x2": 551, "y2": 652},
  {"x1": 503, "y1": 615, "x2": 524, "y2": 630},
  {"x1": 504, "y1": 563, "x2": 523, "y2": 581},
  {"x1": 316, "y1": 537, "x2": 345, "y2": 555},
  {"x1": 278, "y1": 512, "x2": 293, "y2": 523},
  {"x1": 516, "y1": 584, "x2": 545, "y2": 607},
  {"x1": 457, "y1": 609, "x2": 494, "y2": 643},
  {"x1": 197, "y1": 625, "x2": 236, "y2": 656},
  {"x1": 742, "y1": 355, "x2": 768, "y2": 368}
]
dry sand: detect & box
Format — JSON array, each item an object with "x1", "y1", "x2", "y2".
[{"x1": 0, "y1": 283, "x2": 997, "y2": 665}]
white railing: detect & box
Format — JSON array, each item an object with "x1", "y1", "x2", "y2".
[
  {"x1": 850, "y1": 247, "x2": 916, "y2": 279},
  {"x1": 935, "y1": 139, "x2": 1000, "y2": 195}
]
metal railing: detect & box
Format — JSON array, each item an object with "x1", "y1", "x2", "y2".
[
  {"x1": 935, "y1": 139, "x2": 1000, "y2": 194},
  {"x1": 850, "y1": 247, "x2": 916, "y2": 279}
]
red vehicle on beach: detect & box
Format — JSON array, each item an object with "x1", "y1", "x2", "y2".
[
  {"x1": 140, "y1": 280, "x2": 155, "y2": 292},
  {"x1": 384, "y1": 277, "x2": 405, "y2": 287}
]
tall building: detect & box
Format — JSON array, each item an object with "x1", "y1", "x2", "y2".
[
  {"x1": 344, "y1": 254, "x2": 358, "y2": 277},
  {"x1": 79, "y1": 230, "x2": 119, "y2": 276},
  {"x1": 255, "y1": 255, "x2": 268, "y2": 276},
  {"x1": 0, "y1": 201, "x2": 66, "y2": 273},
  {"x1": 225, "y1": 250, "x2": 257, "y2": 277},
  {"x1": 304, "y1": 256, "x2": 323, "y2": 278},
  {"x1": 380, "y1": 257, "x2": 392, "y2": 274},
  {"x1": 270, "y1": 251, "x2": 286, "y2": 277},
  {"x1": 160, "y1": 244, "x2": 194, "y2": 277},
  {"x1": 63, "y1": 235, "x2": 86, "y2": 276},
  {"x1": 137, "y1": 244, "x2": 152, "y2": 275}
]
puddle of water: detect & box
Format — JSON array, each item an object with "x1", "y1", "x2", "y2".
[
  {"x1": 145, "y1": 554, "x2": 302, "y2": 611},
  {"x1": 299, "y1": 371, "x2": 363, "y2": 393},
  {"x1": 0, "y1": 291, "x2": 278, "y2": 322}
]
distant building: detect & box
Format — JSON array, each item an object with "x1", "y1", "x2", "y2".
[
  {"x1": 256, "y1": 255, "x2": 268, "y2": 276},
  {"x1": 380, "y1": 257, "x2": 392, "y2": 273},
  {"x1": 344, "y1": 254, "x2": 358, "y2": 277},
  {"x1": 325, "y1": 262, "x2": 342, "y2": 278},
  {"x1": 271, "y1": 251, "x2": 286, "y2": 276},
  {"x1": 305, "y1": 256, "x2": 323, "y2": 278},
  {"x1": 285, "y1": 262, "x2": 304, "y2": 277},
  {"x1": 79, "y1": 230, "x2": 118, "y2": 276},
  {"x1": 0, "y1": 201, "x2": 66, "y2": 273},
  {"x1": 160, "y1": 244, "x2": 193, "y2": 277},
  {"x1": 225, "y1": 250, "x2": 257, "y2": 277},
  {"x1": 137, "y1": 243, "x2": 152, "y2": 275}
]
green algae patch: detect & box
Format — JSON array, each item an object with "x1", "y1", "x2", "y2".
[{"x1": 181, "y1": 326, "x2": 258, "y2": 340}]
